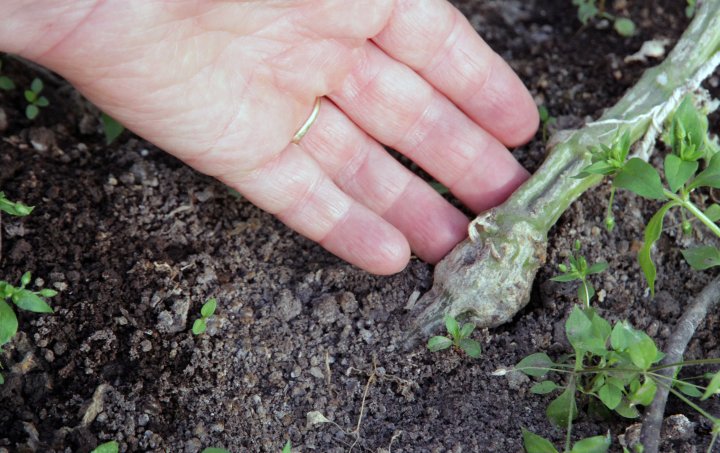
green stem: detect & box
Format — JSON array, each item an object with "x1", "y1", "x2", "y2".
[
  {"x1": 564, "y1": 378, "x2": 576, "y2": 453},
  {"x1": 665, "y1": 385, "x2": 719, "y2": 424},
  {"x1": 680, "y1": 197, "x2": 720, "y2": 237}
]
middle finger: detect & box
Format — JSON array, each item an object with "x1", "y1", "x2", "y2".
[{"x1": 328, "y1": 42, "x2": 529, "y2": 213}]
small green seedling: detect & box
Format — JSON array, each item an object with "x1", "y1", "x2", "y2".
[
  {"x1": 539, "y1": 105, "x2": 557, "y2": 143},
  {"x1": 687, "y1": 0, "x2": 697, "y2": 17},
  {"x1": 0, "y1": 191, "x2": 33, "y2": 216},
  {"x1": 24, "y1": 77, "x2": 49, "y2": 120},
  {"x1": 91, "y1": 441, "x2": 119, "y2": 453},
  {"x1": 515, "y1": 259, "x2": 720, "y2": 452},
  {"x1": 0, "y1": 272, "x2": 57, "y2": 346},
  {"x1": 192, "y1": 298, "x2": 217, "y2": 335},
  {"x1": 0, "y1": 59, "x2": 15, "y2": 91},
  {"x1": 282, "y1": 440, "x2": 292, "y2": 453},
  {"x1": 577, "y1": 95, "x2": 720, "y2": 295},
  {"x1": 102, "y1": 112, "x2": 125, "y2": 145},
  {"x1": 427, "y1": 314, "x2": 481, "y2": 358},
  {"x1": 201, "y1": 448, "x2": 230, "y2": 453},
  {"x1": 572, "y1": 0, "x2": 636, "y2": 37},
  {"x1": 551, "y1": 240, "x2": 608, "y2": 308}
]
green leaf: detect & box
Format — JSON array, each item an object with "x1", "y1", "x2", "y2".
[
  {"x1": 614, "y1": 18, "x2": 636, "y2": 37},
  {"x1": 571, "y1": 434, "x2": 612, "y2": 453},
  {"x1": 614, "y1": 399, "x2": 640, "y2": 418},
  {"x1": 566, "y1": 306, "x2": 605, "y2": 355},
  {"x1": 674, "y1": 96, "x2": 707, "y2": 153},
  {"x1": 539, "y1": 106, "x2": 550, "y2": 123},
  {"x1": 0, "y1": 300, "x2": 18, "y2": 346},
  {"x1": 547, "y1": 386, "x2": 578, "y2": 427},
  {"x1": 614, "y1": 158, "x2": 667, "y2": 200},
  {"x1": 24, "y1": 89, "x2": 37, "y2": 103},
  {"x1": 0, "y1": 76, "x2": 15, "y2": 91},
  {"x1": 30, "y1": 78, "x2": 43, "y2": 93},
  {"x1": 664, "y1": 154, "x2": 698, "y2": 193},
  {"x1": 26, "y1": 104, "x2": 39, "y2": 120},
  {"x1": 37, "y1": 288, "x2": 58, "y2": 298},
  {"x1": 36, "y1": 96, "x2": 49, "y2": 107},
  {"x1": 704, "y1": 204, "x2": 720, "y2": 222},
  {"x1": 690, "y1": 152, "x2": 720, "y2": 189},
  {"x1": 550, "y1": 273, "x2": 580, "y2": 283},
  {"x1": 102, "y1": 113, "x2": 125, "y2": 145},
  {"x1": 91, "y1": 441, "x2": 119, "y2": 453},
  {"x1": 12, "y1": 289, "x2": 53, "y2": 313},
  {"x1": 638, "y1": 202, "x2": 676, "y2": 295},
  {"x1": 589, "y1": 310, "x2": 612, "y2": 344},
  {"x1": 459, "y1": 322, "x2": 475, "y2": 338},
  {"x1": 681, "y1": 246, "x2": 720, "y2": 270},
  {"x1": 20, "y1": 271, "x2": 31, "y2": 287},
  {"x1": 282, "y1": 439, "x2": 292, "y2": 453},
  {"x1": 626, "y1": 331, "x2": 658, "y2": 370},
  {"x1": 0, "y1": 373, "x2": 4, "y2": 385},
  {"x1": 574, "y1": 161, "x2": 618, "y2": 179},
  {"x1": 576, "y1": 3, "x2": 598, "y2": 24},
  {"x1": 611, "y1": 321, "x2": 632, "y2": 351},
  {"x1": 427, "y1": 336, "x2": 452, "y2": 352},
  {"x1": 530, "y1": 381, "x2": 559, "y2": 395},
  {"x1": 701, "y1": 370, "x2": 720, "y2": 400},
  {"x1": 192, "y1": 318, "x2": 207, "y2": 335},
  {"x1": 515, "y1": 353, "x2": 556, "y2": 377},
  {"x1": 675, "y1": 380, "x2": 704, "y2": 397},
  {"x1": 587, "y1": 262, "x2": 608, "y2": 275},
  {"x1": 444, "y1": 314, "x2": 459, "y2": 338},
  {"x1": 0, "y1": 195, "x2": 33, "y2": 216},
  {"x1": 201, "y1": 298, "x2": 217, "y2": 318},
  {"x1": 459, "y1": 338, "x2": 482, "y2": 358},
  {"x1": 522, "y1": 428, "x2": 559, "y2": 453},
  {"x1": 201, "y1": 449, "x2": 231, "y2": 453},
  {"x1": 598, "y1": 382, "x2": 623, "y2": 410},
  {"x1": 629, "y1": 378, "x2": 656, "y2": 406}
]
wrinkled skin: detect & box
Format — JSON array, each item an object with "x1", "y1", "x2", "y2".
[{"x1": 0, "y1": 0, "x2": 538, "y2": 274}]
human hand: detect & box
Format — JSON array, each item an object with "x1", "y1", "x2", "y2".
[{"x1": 2, "y1": 0, "x2": 538, "y2": 274}]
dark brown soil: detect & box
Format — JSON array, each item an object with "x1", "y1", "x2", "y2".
[{"x1": 1, "y1": 1, "x2": 719, "y2": 452}]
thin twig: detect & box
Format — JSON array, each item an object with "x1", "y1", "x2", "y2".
[{"x1": 640, "y1": 275, "x2": 720, "y2": 452}]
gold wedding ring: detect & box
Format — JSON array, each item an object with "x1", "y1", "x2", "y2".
[{"x1": 291, "y1": 97, "x2": 321, "y2": 144}]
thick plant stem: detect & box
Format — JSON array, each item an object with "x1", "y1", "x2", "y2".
[
  {"x1": 402, "y1": 0, "x2": 720, "y2": 349},
  {"x1": 639, "y1": 275, "x2": 720, "y2": 453}
]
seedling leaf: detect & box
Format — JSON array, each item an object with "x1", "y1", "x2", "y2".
[
  {"x1": 12, "y1": 290, "x2": 53, "y2": 313},
  {"x1": 282, "y1": 440, "x2": 292, "y2": 453},
  {"x1": 570, "y1": 433, "x2": 611, "y2": 453},
  {"x1": 201, "y1": 449, "x2": 230, "y2": 453},
  {"x1": 598, "y1": 383, "x2": 622, "y2": 410},
  {"x1": 681, "y1": 246, "x2": 720, "y2": 270},
  {"x1": 664, "y1": 154, "x2": 698, "y2": 193},
  {"x1": 626, "y1": 331, "x2": 658, "y2": 370},
  {"x1": 522, "y1": 428, "x2": 559, "y2": 453},
  {"x1": 427, "y1": 336, "x2": 452, "y2": 352},
  {"x1": 629, "y1": 378, "x2": 657, "y2": 406},
  {"x1": 530, "y1": 381, "x2": 559, "y2": 395},
  {"x1": 36, "y1": 96, "x2": 49, "y2": 107},
  {"x1": 516, "y1": 353, "x2": 556, "y2": 377},
  {"x1": 26, "y1": 104, "x2": 39, "y2": 120},
  {"x1": 547, "y1": 386, "x2": 578, "y2": 427},
  {"x1": 701, "y1": 370, "x2": 720, "y2": 400},
  {"x1": 638, "y1": 202, "x2": 675, "y2": 295},
  {"x1": 192, "y1": 318, "x2": 207, "y2": 335},
  {"x1": 444, "y1": 314, "x2": 459, "y2": 338},
  {"x1": 614, "y1": 18, "x2": 636, "y2": 37},
  {"x1": 30, "y1": 78, "x2": 43, "y2": 93},
  {"x1": 614, "y1": 158, "x2": 667, "y2": 200},
  {"x1": 0, "y1": 299, "x2": 18, "y2": 345},
  {"x1": 102, "y1": 113, "x2": 125, "y2": 145},
  {"x1": 201, "y1": 298, "x2": 217, "y2": 318},
  {"x1": 676, "y1": 380, "x2": 704, "y2": 398},
  {"x1": 459, "y1": 322, "x2": 475, "y2": 338},
  {"x1": 587, "y1": 262, "x2": 608, "y2": 275},
  {"x1": 0, "y1": 76, "x2": 14, "y2": 91},
  {"x1": 91, "y1": 441, "x2": 119, "y2": 453},
  {"x1": 690, "y1": 152, "x2": 720, "y2": 189},
  {"x1": 704, "y1": 204, "x2": 720, "y2": 222},
  {"x1": 459, "y1": 338, "x2": 482, "y2": 358}
]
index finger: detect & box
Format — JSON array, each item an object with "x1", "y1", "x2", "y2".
[{"x1": 373, "y1": 0, "x2": 538, "y2": 147}]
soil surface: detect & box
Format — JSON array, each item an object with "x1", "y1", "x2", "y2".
[{"x1": 1, "y1": 1, "x2": 719, "y2": 452}]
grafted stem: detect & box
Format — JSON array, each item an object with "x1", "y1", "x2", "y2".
[{"x1": 402, "y1": 0, "x2": 720, "y2": 349}]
